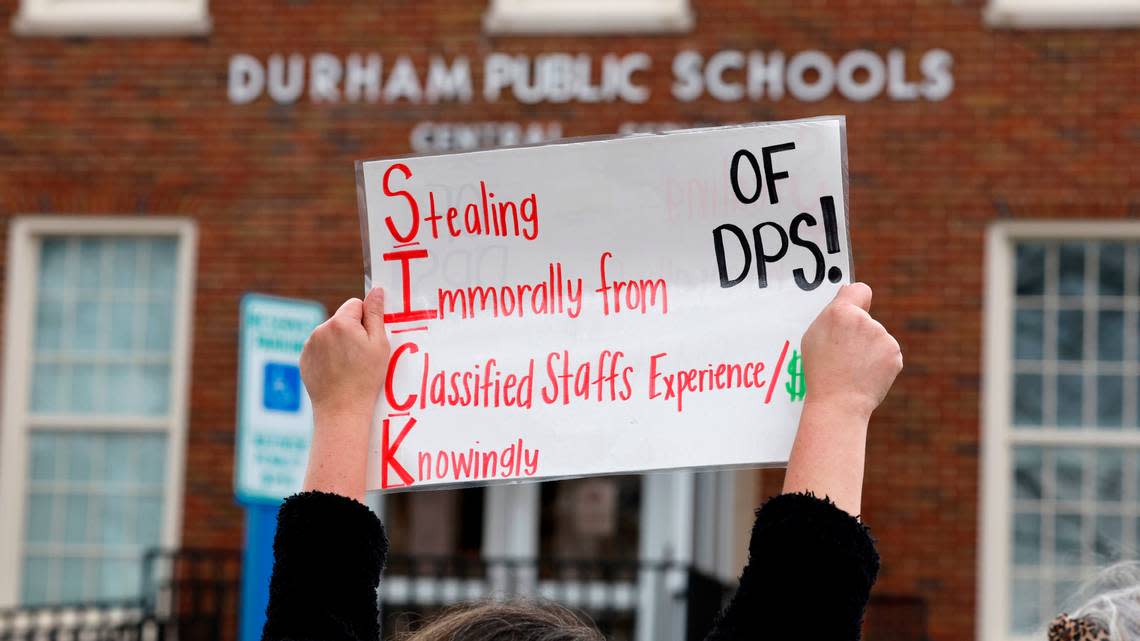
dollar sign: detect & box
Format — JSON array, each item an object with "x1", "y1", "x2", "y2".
[{"x1": 785, "y1": 349, "x2": 806, "y2": 402}]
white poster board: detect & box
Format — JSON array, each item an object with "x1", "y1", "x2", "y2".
[
  {"x1": 356, "y1": 116, "x2": 851, "y2": 491},
  {"x1": 235, "y1": 294, "x2": 326, "y2": 503}
]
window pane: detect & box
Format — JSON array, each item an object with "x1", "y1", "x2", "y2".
[
  {"x1": 1096, "y1": 450, "x2": 1123, "y2": 501},
  {"x1": 1093, "y1": 515, "x2": 1122, "y2": 563},
  {"x1": 1055, "y1": 579, "x2": 1081, "y2": 613},
  {"x1": 149, "y1": 238, "x2": 178, "y2": 294},
  {"x1": 1098, "y1": 243, "x2": 1125, "y2": 295},
  {"x1": 100, "y1": 495, "x2": 128, "y2": 544},
  {"x1": 1014, "y1": 447, "x2": 1043, "y2": 500},
  {"x1": 38, "y1": 238, "x2": 69, "y2": 293},
  {"x1": 77, "y1": 239, "x2": 103, "y2": 291},
  {"x1": 1015, "y1": 309, "x2": 1044, "y2": 360},
  {"x1": 1016, "y1": 243, "x2": 1046, "y2": 296},
  {"x1": 69, "y1": 364, "x2": 96, "y2": 414},
  {"x1": 72, "y1": 296, "x2": 102, "y2": 353},
  {"x1": 1056, "y1": 374, "x2": 1083, "y2": 428},
  {"x1": 29, "y1": 433, "x2": 57, "y2": 480},
  {"x1": 1136, "y1": 516, "x2": 1140, "y2": 557},
  {"x1": 140, "y1": 364, "x2": 171, "y2": 416},
  {"x1": 21, "y1": 557, "x2": 52, "y2": 605},
  {"x1": 31, "y1": 363, "x2": 64, "y2": 413},
  {"x1": 144, "y1": 301, "x2": 173, "y2": 352},
  {"x1": 137, "y1": 496, "x2": 163, "y2": 547},
  {"x1": 1057, "y1": 309, "x2": 1084, "y2": 361},
  {"x1": 1011, "y1": 578, "x2": 1041, "y2": 634},
  {"x1": 1055, "y1": 450, "x2": 1084, "y2": 501},
  {"x1": 97, "y1": 558, "x2": 140, "y2": 601},
  {"x1": 1013, "y1": 513, "x2": 1041, "y2": 565},
  {"x1": 1054, "y1": 513, "x2": 1082, "y2": 565},
  {"x1": 1096, "y1": 375, "x2": 1123, "y2": 428},
  {"x1": 1014, "y1": 374, "x2": 1043, "y2": 426},
  {"x1": 1058, "y1": 243, "x2": 1085, "y2": 296},
  {"x1": 59, "y1": 557, "x2": 85, "y2": 604},
  {"x1": 1097, "y1": 310, "x2": 1124, "y2": 362},
  {"x1": 109, "y1": 302, "x2": 136, "y2": 352},
  {"x1": 62, "y1": 494, "x2": 89, "y2": 544},
  {"x1": 111, "y1": 240, "x2": 138, "y2": 291},
  {"x1": 138, "y1": 435, "x2": 167, "y2": 485},
  {"x1": 64, "y1": 433, "x2": 97, "y2": 482},
  {"x1": 103, "y1": 436, "x2": 132, "y2": 483},
  {"x1": 35, "y1": 300, "x2": 63, "y2": 351},
  {"x1": 25, "y1": 492, "x2": 53, "y2": 542}
]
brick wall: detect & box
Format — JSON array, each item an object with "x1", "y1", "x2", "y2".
[{"x1": 1, "y1": 1, "x2": 1137, "y2": 639}]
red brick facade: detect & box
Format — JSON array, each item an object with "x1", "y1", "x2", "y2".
[{"x1": 1, "y1": 1, "x2": 1136, "y2": 639}]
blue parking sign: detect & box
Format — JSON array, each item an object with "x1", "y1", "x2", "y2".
[
  {"x1": 236, "y1": 294, "x2": 325, "y2": 504},
  {"x1": 263, "y1": 362, "x2": 301, "y2": 412}
]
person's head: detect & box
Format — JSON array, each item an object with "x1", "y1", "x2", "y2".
[
  {"x1": 401, "y1": 600, "x2": 604, "y2": 641},
  {"x1": 1049, "y1": 561, "x2": 1140, "y2": 640}
]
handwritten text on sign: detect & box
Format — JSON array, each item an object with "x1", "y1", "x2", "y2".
[{"x1": 356, "y1": 117, "x2": 852, "y2": 491}]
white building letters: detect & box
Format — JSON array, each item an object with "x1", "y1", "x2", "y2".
[{"x1": 229, "y1": 49, "x2": 954, "y2": 105}]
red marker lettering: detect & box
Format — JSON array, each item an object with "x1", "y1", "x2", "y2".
[
  {"x1": 383, "y1": 248, "x2": 439, "y2": 324},
  {"x1": 381, "y1": 416, "x2": 417, "y2": 489},
  {"x1": 382, "y1": 163, "x2": 419, "y2": 243}
]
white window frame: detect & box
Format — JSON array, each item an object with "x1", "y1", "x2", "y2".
[
  {"x1": 483, "y1": 0, "x2": 693, "y2": 34},
  {"x1": 979, "y1": 221, "x2": 1140, "y2": 641},
  {"x1": 0, "y1": 216, "x2": 198, "y2": 607},
  {"x1": 12, "y1": 0, "x2": 211, "y2": 37},
  {"x1": 984, "y1": 0, "x2": 1140, "y2": 28}
]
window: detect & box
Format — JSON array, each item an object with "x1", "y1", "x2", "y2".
[
  {"x1": 483, "y1": 0, "x2": 693, "y2": 34},
  {"x1": 0, "y1": 217, "x2": 197, "y2": 607},
  {"x1": 984, "y1": 0, "x2": 1140, "y2": 28},
  {"x1": 12, "y1": 0, "x2": 211, "y2": 37},
  {"x1": 981, "y1": 223, "x2": 1140, "y2": 641}
]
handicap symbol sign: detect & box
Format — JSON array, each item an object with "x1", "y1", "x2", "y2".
[{"x1": 263, "y1": 362, "x2": 301, "y2": 413}]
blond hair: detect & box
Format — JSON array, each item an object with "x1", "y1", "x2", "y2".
[{"x1": 399, "y1": 600, "x2": 604, "y2": 641}]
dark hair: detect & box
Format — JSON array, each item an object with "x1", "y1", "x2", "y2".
[{"x1": 400, "y1": 600, "x2": 605, "y2": 641}]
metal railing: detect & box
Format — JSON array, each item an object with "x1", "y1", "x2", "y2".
[
  {"x1": 0, "y1": 549, "x2": 929, "y2": 641},
  {"x1": 0, "y1": 602, "x2": 159, "y2": 641},
  {"x1": 143, "y1": 549, "x2": 242, "y2": 641}
]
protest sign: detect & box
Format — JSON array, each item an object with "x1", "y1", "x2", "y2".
[{"x1": 355, "y1": 116, "x2": 851, "y2": 491}]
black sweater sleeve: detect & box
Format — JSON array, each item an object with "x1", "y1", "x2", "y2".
[
  {"x1": 704, "y1": 492, "x2": 880, "y2": 641},
  {"x1": 261, "y1": 491, "x2": 388, "y2": 641}
]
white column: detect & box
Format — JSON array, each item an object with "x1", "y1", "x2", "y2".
[
  {"x1": 483, "y1": 483, "x2": 540, "y2": 596},
  {"x1": 635, "y1": 471, "x2": 693, "y2": 641}
]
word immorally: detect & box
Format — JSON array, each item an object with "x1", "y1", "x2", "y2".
[
  {"x1": 228, "y1": 49, "x2": 954, "y2": 106},
  {"x1": 438, "y1": 262, "x2": 584, "y2": 320}
]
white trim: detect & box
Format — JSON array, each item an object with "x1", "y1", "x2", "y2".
[
  {"x1": 979, "y1": 220, "x2": 1140, "y2": 641},
  {"x1": 483, "y1": 0, "x2": 693, "y2": 34},
  {"x1": 11, "y1": 0, "x2": 210, "y2": 37},
  {"x1": 0, "y1": 216, "x2": 196, "y2": 607},
  {"x1": 985, "y1": 0, "x2": 1140, "y2": 28},
  {"x1": 979, "y1": 222, "x2": 1015, "y2": 641}
]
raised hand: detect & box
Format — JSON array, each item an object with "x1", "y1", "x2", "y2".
[{"x1": 300, "y1": 287, "x2": 390, "y2": 501}]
